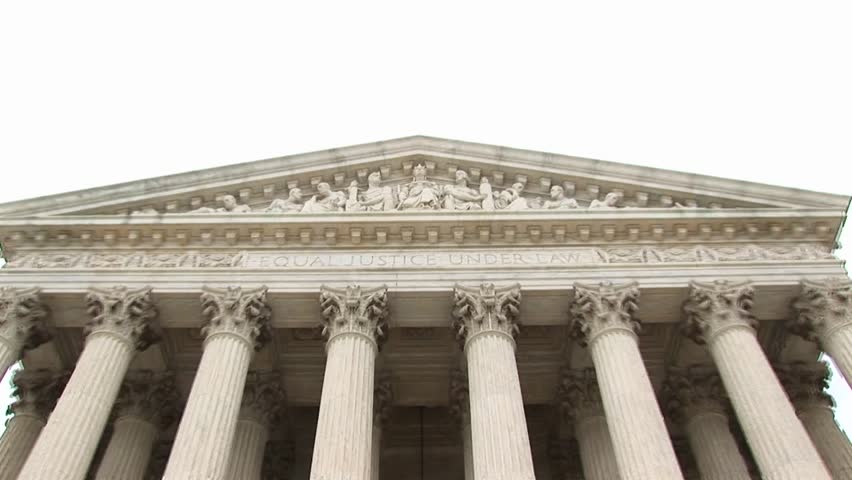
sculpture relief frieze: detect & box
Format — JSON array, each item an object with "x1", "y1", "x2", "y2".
[
  {"x1": 3, "y1": 244, "x2": 834, "y2": 270},
  {"x1": 121, "y1": 164, "x2": 732, "y2": 216}
]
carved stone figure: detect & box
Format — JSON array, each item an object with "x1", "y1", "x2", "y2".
[
  {"x1": 398, "y1": 164, "x2": 442, "y2": 210},
  {"x1": 588, "y1": 192, "x2": 622, "y2": 209},
  {"x1": 190, "y1": 194, "x2": 252, "y2": 213},
  {"x1": 542, "y1": 185, "x2": 580, "y2": 210},
  {"x1": 495, "y1": 182, "x2": 529, "y2": 211},
  {"x1": 264, "y1": 188, "x2": 303, "y2": 213},
  {"x1": 346, "y1": 173, "x2": 396, "y2": 212},
  {"x1": 301, "y1": 182, "x2": 345, "y2": 213},
  {"x1": 443, "y1": 170, "x2": 486, "y2": 211}
]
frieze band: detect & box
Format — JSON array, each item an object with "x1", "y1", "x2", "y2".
[{"x1": 4, "y1": 243, "x2": 834, "y2": 270}]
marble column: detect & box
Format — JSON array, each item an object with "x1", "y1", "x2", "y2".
[
  {"x1": 663, "y1": 368, "x2": 750, "y2": 480},
  {"x1": 777, "y1": 361, "x2": 852, "y2": 479},
  {"x1": 310, "y1": 285, "x2": 389, "y2": 480},
  {"x1": 683, "y1": 280, "x2": 830, "y2": 480},
  {"x1": 570, "y1": 281, "x2": 683, "y2": 480},
  {"x1": 450, "y1": 367, "x2": 474, "y2": 480},
  {"x1": 453, "y1": 283, "x2": 535, "y2": 480},
  {"x1": 164, "y1": 286, "x2": 273, "y2": 480},
  {"x1": 0, "y1": 369, "x2": 66, "y2": 480},
  {"x1": 94, "y1": 371, "x2": 179, "y2": 480},
  {"x1": 371, "y1": 371, "x2": 393, "y2": 480},
  {"x1": 224, "y1": 371, "x2": 286, "y2": 480},
  {"x1": 791, "y1": 278, "x2": 852, "y2": 386},
  {"x1": 18, "y1": 286, "x2": 161, "y2": 480},
  {"x1": 558, "y1": 368, "x2": 620, "y2": 480},
  {"x1": 0, "y1": 287, "x2": 51, "y2": 378}
]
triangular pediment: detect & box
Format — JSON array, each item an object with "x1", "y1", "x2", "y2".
[{"x1": 0, "y1": 136, "x2": 847, "y2": 218}]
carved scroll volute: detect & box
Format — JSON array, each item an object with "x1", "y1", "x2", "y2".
[
  {"x1": 200, "y1": 286, "x2": 272, "y2": 351},
  {"x1": 452, "y1": 283, "x2": 522, "y2": 347},
  {"x1": 9, "y1": 369, "x2": 68, "y2": 419},
  {"x1": 682, "y1": 280, "x2": 756, "y2": 345},
  {"x1": 0, "y1": 287, "x2": 51, "y2": 352},
  {"x1": 85, "y1": 286, "x2": 160, "y2": 351},
  {"x1": 240, "y1": 371, "x2": 287, "y2": 424},
  {"x1": 662, "y1": 368, "x2": 728, "y2": 424},
  {"x1": 113, "y1": 370, "x2": 180, "y2": 428},
  {"x1": 319, "y1": 284, "x2": 389, "y2": 348},
  {"x1": 775, "y1": 362, "x2": 834, "y2": 411},
  {"x1": 790, "y1": 278, "x2": 852, "y2": 344},
  {"x1": 558, "y1": 368, "x2": 604, "y2": 420},
  {"x1": 569, "y1": 281, "x2": 640, "y2": 347}
]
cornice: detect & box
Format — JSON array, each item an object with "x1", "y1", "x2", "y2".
[
  {"x1": 0, "y1": 136, "x2": 847, "y2": 217},
  {"x1": 0, "y1": 208, "x2": 840, "y2": 252}
]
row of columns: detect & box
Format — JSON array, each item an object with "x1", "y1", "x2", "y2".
[{"x1": 0, "y1": 278, "x2": 849, "y2": 480}]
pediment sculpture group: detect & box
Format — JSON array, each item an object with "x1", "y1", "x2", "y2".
[{"x1": 133, "y1": 165, "x2": 628, "y2": 215}]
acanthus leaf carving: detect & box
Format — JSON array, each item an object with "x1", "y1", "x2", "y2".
[
  {"x1": 569, "y1": 281, "x2": 640, "y2": 346},
  {"x1": 8, "y1": 368, "x2": 68, "y2": 420},
  {"x1": 318, "y1": 284, "x2": 389, "y2": 347},
  {"x1": 662, "y1": 367, "x2": 729, "y2": 424},
  {"x1": 682, "y1": 280, "x2": 756, "y2": 345},
  {"x1": 790, "y1": 277, "x2": 852, "y2": 344},
  {"x1": 775, "y1": 361, "x2": 834, "y2": 412},
  {"x1": 113, "y1": 370, "x2": 180, "y2": 428},
  {"x1": 558, "y1": 368, "x2": 604, "y2": 420},
  {"x1": 84, "y1": 285, "x2": 161, "y2": 351},
  {"x1": 0, "y1": 286, "x2": 51, "y2": 352},
  {"x1": 452, "y1": 283, "x2": 522, "y2": 346},
  {"x1": 240, "y1": 370, "x2": 287, "y2": 425},
  {"x1": 200, "y1": 285, "x2": 272, "y2": 350}
]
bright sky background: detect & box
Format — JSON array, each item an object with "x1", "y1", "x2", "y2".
[{"x1": 0, "y1": 0, "x2": 850, "y2": 441}]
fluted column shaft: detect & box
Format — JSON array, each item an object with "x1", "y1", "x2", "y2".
[
  {"x1": 462, "y1": 417, "x2": 474, "y2": 480},
  {"x1": 684, "y1": 411, "x2": 750, "y2": 480},
  {"x1": 164, "y1": 334, "x2": 253, "y2": 479},
  {"x1": 575, "y1": 415, "x2": 620, "y2": 480},
  {"x1": 310, "y1": 284, "x2": 388, "y2": 480},
  {"x1": 709, "y1": 328, "x2": 829, "y2": 479},
  {"x1": 0, "y1": 339, "x2": 19, "y2": 380},
  {"x1": 799, "y1": 404, "x2": 852, "y2": 479},
  {"x1": 824, "y1": 326, "x2": 852, "y2": 385},
  {"x1": 589, "y1": 329, "x2": 682, "y2": 479},
  {"x1": 226, "y1": 418, "x2": 269, "y2": 480},
  {"x1": 18, "y1": 333, "x2": 134, "y2": 480},
  {"x1": 466, "y1": 331, "x2": 535, "y2": 480},
  {"x1": 95, "y1": 416, "x2": 158, "y2": 480},
  {"x1": 311, "y1": 333, "x2": 377, "y2": 480},
  {"x1": 0, "y1": 414, "x2": 45, "y2": 480},
  {"x1": 163, "y1": 285, "x2": 271, "y2": 480},
  {"x1": 371, "y1": 424, "x2": 382, "y2": 480}
]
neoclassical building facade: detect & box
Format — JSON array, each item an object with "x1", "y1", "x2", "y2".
[{"x1": 0, "y1": 136, "x2": 850, "y2": 480}]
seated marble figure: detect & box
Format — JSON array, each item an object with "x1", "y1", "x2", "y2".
[
  {"x1": 190, "y1": 194, "x2": 252, "y2": 213},
  {"x1": 301, "y1": 183, "x2": 346, "y2": 213},
  {"x1": 264, "y1": 188, "x2": 304, "y2": 213},
  {"x1": 398, "y1": 165, "x2": 442, "y2": 210},
  {"x1": 346, "y1": 172, "x2": 396, "y2": 212}
]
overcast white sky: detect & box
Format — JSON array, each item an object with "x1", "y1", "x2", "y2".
[{"x1": 1, "y1": 0, "x2": 850, "y2": 438}]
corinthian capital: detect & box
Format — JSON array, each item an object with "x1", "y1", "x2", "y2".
[
  {"x1": 790, "y1": 278, "x2": 852, "y2": 344},
  {"x1": 775, "y1": 361, "x2": 833, "y2": 412},
  {"x1": 9, "y1": 369, "x2": 67, "y2": 420},
  {"x1": 569, "y1": 281, "x2": 640, "y2": 346},
  {"x1": 239, "y1": 371, "x2": 286, "y2": 424},
  {"x1": 662, "y1": 367, "x2": 728, "y2": 424},
  {"x1": 200, "y1": 286, "x2": 272, "y2": 350},
  {"x1": 319, "y1": 284, "x2": 389, "y2": 346},
  {"x1": 682, "y1": 280, "x2": 756, "y2": 345},
  {"x1": 113, "y1": 370, "x2": 179, "y2": 428},
  {"x1": 452, "y1": 283, "x2": 521, "y2": 345},
  {"x1": 0, "y1": 287, "x2": 51, "y2": 352},
  {"x1": 558, "y1": 368, "x2": 604, "y2": 419},
  {"x1": 85, "y1": 286, "x2": 160, "y2": 350}
]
